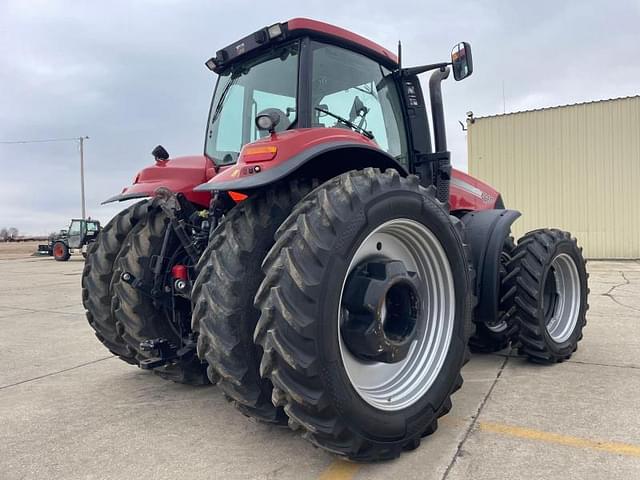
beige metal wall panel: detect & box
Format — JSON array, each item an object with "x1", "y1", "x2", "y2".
[{"x1": 468, "y1": 96, "x2": 640, "y2": 258}]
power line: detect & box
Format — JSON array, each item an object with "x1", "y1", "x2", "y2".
[
  {"x1": 0, "y1": 137, "x2": 82, "y2": 145},
  {"x1": 0, "y1": 135, "x2": 90, "y2": 220}
]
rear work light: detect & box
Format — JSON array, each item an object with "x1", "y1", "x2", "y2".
[
  {"x1": 267, "y1": 23, "x2": 283, "y2": 39},
  {"x1": 242, "y1": 145, "x2": 277, "y2": 163}
]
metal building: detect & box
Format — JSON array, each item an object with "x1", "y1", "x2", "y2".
[{"x1": 467, "y1": 95, "x2": 640, "y2": 259}]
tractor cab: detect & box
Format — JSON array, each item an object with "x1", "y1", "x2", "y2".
[
  {"x1": 39, "y1": 218, "x2": 101, "y2": 261},
  {"x1": 200, "y1": 18, "x2": 473, "y2": 198},
  {"x1": 66, "y1": 218, "x2": 100, "y2": 249}
]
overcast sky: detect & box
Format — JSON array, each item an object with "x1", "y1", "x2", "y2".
[{"x1": 1, "y1": 0, "x2": 639, "y2": 234}]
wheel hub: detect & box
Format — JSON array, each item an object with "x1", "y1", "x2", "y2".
[
  {"x1": 337, "y1": 218, "x2": 456, "y2": 411},
  {"x1": 341, "y1": 260, "x2": 421, "y2": 363}
]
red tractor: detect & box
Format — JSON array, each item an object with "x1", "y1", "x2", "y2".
[{"x1": 83, "y1": 19, "x2": 588, "y2": 461}]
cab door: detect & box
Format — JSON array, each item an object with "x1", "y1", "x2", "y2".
[{"x1": 67, "y1": 220, "x2": 83, "y2": 249}]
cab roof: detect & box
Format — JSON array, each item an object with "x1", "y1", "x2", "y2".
[{"x1": 208, "y1": 18, "x2": 398, "y2": 73}]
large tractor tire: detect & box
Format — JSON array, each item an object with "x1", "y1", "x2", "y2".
[
  {"x1": 255, "y1": 169, "x2": 473, "y2": 461},
  {"x1": 53, "y1": 241, "x2": 70, "y2": 261},
  {"x1": 468, "y1": 237, "x2": 518, "y2": 353},
  {"x1": 192, "y1": 180, "x2": 314, "y2": 423},
  {"x1": 82, "y1": 201, "x2": 149, "y2": 363},
  {"x1": 112, "y1": 202, "x2": 208, "y2": 384},
  {"x1": 506, "y1": 229, "x2": 588, "y2": 363}
]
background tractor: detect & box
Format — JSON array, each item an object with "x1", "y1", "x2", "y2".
[
  {"x1": 39, "y1": 218, "x2": 100, "y2": 261},
  {"x1": 82, "y1": 18, "x2": 589, "y2": 461}
]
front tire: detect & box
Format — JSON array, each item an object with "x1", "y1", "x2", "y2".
[
  {"x1": 255, "y1": 169, "x2": 473, "y2": 461},
  {"x1": 506, "y1": 229, "x2": 588, "y2": 363}
]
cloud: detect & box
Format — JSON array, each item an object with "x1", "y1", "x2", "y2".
[{"x1": 1, "y1": 0, "x2": 638, "y2": 233}]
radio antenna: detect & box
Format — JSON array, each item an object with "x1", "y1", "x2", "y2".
[{"x1": 397, "y1": 40, "x2": 402, "y2": 69}]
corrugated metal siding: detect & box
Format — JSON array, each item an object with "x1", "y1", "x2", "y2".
[{"x1": 468, "y1": 96, "x2": 640, "y2": 258}]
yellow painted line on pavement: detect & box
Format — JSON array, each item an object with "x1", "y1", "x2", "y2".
[
  {"x1": 318, "y1": 460, "x2": 360, "y2": 480},
  {"x1": 316, "y1": 418, "x2": 640, "y2": 479},
  {"x1": 479, "y1": 421, "x2": 640, "y2": 458}
]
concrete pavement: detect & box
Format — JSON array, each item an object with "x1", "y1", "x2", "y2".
[{"x1": 0, "y1": 255, "x2": 638, "y2": 479}]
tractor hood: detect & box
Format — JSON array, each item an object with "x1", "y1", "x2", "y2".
[{"x1": 103, "y1": 154, "x2": 215, "y2": 208}]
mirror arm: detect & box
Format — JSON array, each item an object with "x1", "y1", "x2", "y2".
[{"x1": 400, "y1": 62, "x2": 450, "y2": 77}]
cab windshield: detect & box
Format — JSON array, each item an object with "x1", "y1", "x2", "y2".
[{"x1": 204, "y1": 42, "x2": 299, "y2": 166}]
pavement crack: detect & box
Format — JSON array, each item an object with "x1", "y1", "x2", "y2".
[
  {"x1": 441, "y1": 354, "x2": 510, "y2": 479},
  {"x1": 602, "y1": 271, "x2": 629, "y2": 296},
  {"x1": 0, "y1": 304, "x2": 84, "y2": 317},
  {"x1": 601, "y1": 271, "x2": 640, "y2": 313},
  {"x1": 566, "y1": 358, "x2": 640, "y2": 370},
  {"x1": 490, "y1": 352, "x2": 640, "y2": 371},
  {"x1": 0, "y1": 356, "x2": 114, "y2": 390}
]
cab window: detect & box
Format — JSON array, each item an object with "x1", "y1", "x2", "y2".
[
  {"x1": 310, "y1": 42, "x2": 408, "y2": 166},
  {"x1": 68, "y1": 221, "x2": 82, "y2": 236}
]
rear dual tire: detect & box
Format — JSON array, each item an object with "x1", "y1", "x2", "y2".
[
  {"x1": 191, "y1": 180, "x2": 315, "y2": 422},
  {"x1": 112, "y1": 201, "x2": 208, "y2": 384},
  {"x1": 83, "y1": 200, "x2": 207, "y2": 384},
  {"x1": 82, "y1": 201, "x2": 149, "y2": 363},
  {"x1": 254, "y1": 169, "x2": 473, "y2": 461}
]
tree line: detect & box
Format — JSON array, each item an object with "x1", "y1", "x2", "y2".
[{"x1": 0, "y1": 227, "x2": 19, "y2": 241}]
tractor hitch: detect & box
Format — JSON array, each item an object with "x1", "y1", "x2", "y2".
[
  {"x1": 154, "y1": 187, "x2": 206, "y2": 267},
  {"x1": 139, "y1": 337, "x2": 197, "y2": 370}
]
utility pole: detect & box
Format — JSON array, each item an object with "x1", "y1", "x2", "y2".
[
  {"x1": 502, "y1": 81, "x2": 506, "y2": 114},
  {"x1": 79, "y1": 136, "x2": 89, "y2": 219}
]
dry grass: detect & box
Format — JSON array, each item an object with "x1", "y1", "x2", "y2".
[{"x1": 0, "y1": 241, "x2": 45, "y2": 259}]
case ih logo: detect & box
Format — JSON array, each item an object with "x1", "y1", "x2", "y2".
[
  {"x1": 451, "y1": 177, "x2": 495, "y2": 204},
  {"x1": 481, "y1": 191, "x2": 495, "y2": 204}
]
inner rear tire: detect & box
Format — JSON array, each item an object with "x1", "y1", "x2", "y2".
[
  {"x1": 112, "y1": 201, "x2": 208, "y2": 384},
  {"x1": 191, "y1": 180, "x2": 314, "y2": 423},
  {"x1": 254, "y1": 169, "x2": 473, "y2": 461},
  {"x1": 505, "y1": 229, "x2": 588, "y2": 363},
  {"x1": 468, "y1": 237, "x2": 517, "y2": 353}
]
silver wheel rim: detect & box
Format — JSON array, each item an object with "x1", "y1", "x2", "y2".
[
  {"x1": 545, "y1": 253, "x2": 581, "y2": 343},
  {"x1": 338, "y1": 218, "x2": 455, "y2": 411}
]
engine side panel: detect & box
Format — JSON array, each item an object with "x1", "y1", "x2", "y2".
[{"x1": 450, "y1": 169, "x2": 501, "y2": 212}]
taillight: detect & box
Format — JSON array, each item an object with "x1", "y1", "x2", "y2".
[
  {"x1": 242, "y1": 145, "x2": 277, "y2": 163},
  {"x1": 229, "y1": 191, "x2": 248, "y2": 202}
]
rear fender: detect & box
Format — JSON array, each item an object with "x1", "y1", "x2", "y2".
[
  {"x1": 103, "y1": 155, "x2": 214, "y2": 208},
  {"x1": 194, "y1": 128, "x2": 407, "y2": 192},
  {"x1": 461, "y1": 209, "x2": 521, "y2": 325}
]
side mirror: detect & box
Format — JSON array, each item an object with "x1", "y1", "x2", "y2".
[{"x1": 451, "y1": 42, "x2": 473, "y2": 81}]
